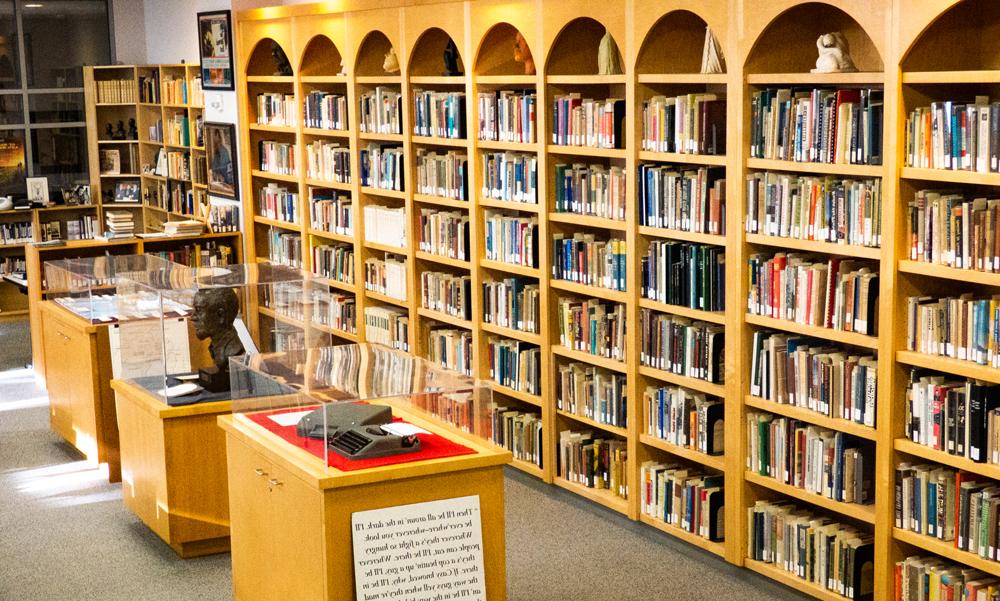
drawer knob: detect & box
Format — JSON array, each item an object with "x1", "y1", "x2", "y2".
[
  {"x1": 254, "y1": 468, "x2": 267, "y2": 477},
  {"x1": 268, "y1": 478, "x2": 282, "y2": 488}
]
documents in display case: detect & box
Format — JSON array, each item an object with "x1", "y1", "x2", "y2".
[{"x1": 220, "y1": 344, "x2": 510, "y2": 601}]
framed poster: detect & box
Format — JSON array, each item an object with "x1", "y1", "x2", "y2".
[
  {"x1": 205, "y1": 122, "x2": 238, "y2": 199},
  {"x1": 197, "y1": 10, "x2": 234, "y2": 91}
]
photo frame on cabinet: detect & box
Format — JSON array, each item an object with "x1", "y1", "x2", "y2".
[
  {"x1": 197, "y1": 10, "x2": 234, "y2": 91},
  {"x1": 205, "y1": 122, "x2": 238, "y2": 199}
]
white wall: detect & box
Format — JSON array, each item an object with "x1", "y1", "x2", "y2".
[{"x1": 112, "y1": 0, "x2": 147, "y2": 64}]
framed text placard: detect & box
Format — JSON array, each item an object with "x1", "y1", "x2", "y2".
[{"x1": 351, "y1": 495, "x2": 486, "y2": 601}]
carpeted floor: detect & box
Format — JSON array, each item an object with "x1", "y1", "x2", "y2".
[
  {"x1": 0, "y1": 367, "x2": 806, "y2": 600},
  {"x1": 0, "y1": 319, "x2": 31, "y2": 371}
]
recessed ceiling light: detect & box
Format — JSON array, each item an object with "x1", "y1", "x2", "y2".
[{"x1": 24, "y1": 3, "x2": 43, "y2": 7}]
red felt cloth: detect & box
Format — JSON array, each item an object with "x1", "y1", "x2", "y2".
[{"x1": 246, "y1": 406, "x2": 476, "y2": 471}]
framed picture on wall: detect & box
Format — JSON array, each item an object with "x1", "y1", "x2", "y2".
[
  {"x1": 205, "y1": 122, "x2": 238, "y2": 199},
  {"x1": 197, "y1": 10, "x2": 234, "y2": 91}
]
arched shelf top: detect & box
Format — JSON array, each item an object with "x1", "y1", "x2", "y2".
[
  {"x1": 546, "y1": 16, "x2": 621, "y2": 77},
  {"x1": 636, "y1": 10, "x2": 722, "y2": 75},
  {"x1": 355, "y1": 30, "x2": 397, "y2": 78},
  {"x1": 475, "y1": 22, "x2": 534, "y2": 77},
  {"x1": 299, "y1": 35, "x2": 343, "y2": 77},
  {"x1": 902, "y1": 0, "x2": 1000, "y2": 72},
  {"x1": 745, "y1": 2, "x2": 883, "y2": 74},
  {"x1": 408, "y1": 27, "x2": 464, "y2": 78},
  {"x1": 246, "y1": 37, "x2": 294, "y2": 77}
]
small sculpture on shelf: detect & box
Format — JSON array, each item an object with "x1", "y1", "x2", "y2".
[
  {"x1": 597, "y1": 30, "x2": 623, "y2": 75},
  {"x1": 104, "y1": 123, "x2": 114, "y2": 140},
  {"x1": 443, "y1": 39, "x2": 462, "y2": 76},
  {"x1": 513, "y1": 31, "x2": 535, "y2": 75},
  {"x1": 811, "y1": 32, "x2": 858, "y2": 73},
  {"x1": 112, "y1": 120, "x2": 127, "y2": 140},
  {"x1": 191, "y1": 287, "x2": 245, "y2": 392},
  {"x1": 270, "y1": 40, "x2": 292, "y2": 76},
  {"x1": 127, "y1": 118, "x2": 138, "y2": 140},
  {"x1": 383, "y1": 48, "x2": 400, "y2": 74},
  {"x1": 700, "y1": 27, "x2": 726, "y2": 75}
]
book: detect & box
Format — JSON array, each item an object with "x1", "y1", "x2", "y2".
[
  {"x1": 359, "y1": 86, "x2": 402, "y2": 135},
  {"x1": 421, "y1": 270, "x2": 471, "y2": 320},
  {"x1": 558, "y1": 361, "x2": 626, "y2": 428},
  {"x1": 480, "y1": 151, "x2": 537, "y2": 204},
  {"x1": 559, "y1": 429, "x2": 628, "y2": 498},
  {"x1": 418, "y1": 209, "x2": 469, "y2": 261},
  {"x1": 305, "y1": 140, "x2": 350, "y2": 183},
  {"x1": 477, "y1": 89, "x2": 536, "y2": 143},
  {"x1": 416, "y1": 149, "x2": 468, "y2": 200},
  {"x1": 412, "y1": 89, "x2": 466, "y2": 139},
  {"x1": 482, "y1": 276, "x2": 540, "y2": 334},
  {"x1": 641, "y1": 240, "x2": 725, "y2": 311},
  {"x1": 554, "y1": 163, "x2": 626, "y2": 221},
  {"x1": 638, "y1": 164, "x2": 725, "y2": 235},
  {"x1": 488, "y1": 337, "x2": 541, "y2": 395}
]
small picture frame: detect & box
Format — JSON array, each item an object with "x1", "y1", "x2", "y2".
[
  {"x1": 205, "y1": 122, "x2": 238, "y2": 199},
  {"x1": 114, "y1": 182, "x2": 140, "y2": 203},
  {"x1": 26, "y1": 177, "x2": 48, "y2": 203},
  {"x1": 197, "y1": 10, "x2": 234, "y2": 91}
]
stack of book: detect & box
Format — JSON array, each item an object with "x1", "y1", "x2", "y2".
[
  {"x1": 258, "y1": 141, "x2": 296, "y2": 175},
  {"x1": 303, "y1": 91, "x2": 347, "y2": 130},
  {"x1": 480, "y1": 151, "x2": 537, "y2": 204},
  {"x1": 360, "y1": 144, "x2": 404, "y2": 190},
  {"x1": 554, "y1": 163, "x2": 626, "y2": 220},
  {"x1": 412, "y1": 90, "x2": 466, "y2": 139},
  {"x1": 639, "y1": 309, "x2": 724, "y2": 383},
  {"x1": 268, "y1": 229, "x2": 301, "y2": 267},
  {"x1": 477, "y1": 90, "x2": 536, "y2": 143},
  {"x1": 904, "y1": 371, "x2": 1000, "y2": 464},
  {"x1": 257, "y1": 92, "x2": 296, "y2": 127},
  {"x1": 484, "y1": 211, "x2": 538, "y2": 267},
  {"x1": 896, "y1": 556, "x2": 999, "y2": 600},
  {"x1": 363, "y1": 204, "x2": 406, "y2": 248},
  {"x1": 907, "y1": 293, "x2": 1000, "y2": 368},
  {"x1": 311, "y1": 243, "x2": 354, "y2": 284},
  {"x1": 416, "y1": 149, "x2": 468, "y2": 200},
  {"x1": 641, "y1": 93, "x2": 726, "y2": 155},
  {"x1": 418, "y1": 209, "x2": 469, "y2": 260},
  {"x1": 104, "y1": 211, "x2": 135, "y2": 239},
  {"x1": 426, "y1": 328, "x2": 473, "y2": 376},
  {"x1": 305, "y1": 141, "x2": 351, "y2": 183},
  {"x1": 364, "y1": 253, "x2": 407, "y2": 300},
  {"x1": 641, "y1": 241, "x2": 725, "y2": 311},
  {"x1": 258, "y1": 183, "x2": 298, "y2": 223},
  {"x1": 358, "y1": 87, "x2": 402, "y2": 135},
  {"x1": 491, "y1": 407, "x2": 542, "y2": 468},
  {"x1": 644, "y1": 385, "x2": 723, "y2": 455},
  {"x1": 558, "y1": 430, "x2": 628, "y2": 498},
  {"x1": 551, "y1": 95, "x2": 625, "y2": 149},
  {"x1": 310, "y1": 292, "x2": 356, "y2": 335},
  {"x1": 907, "y1": 190, "x2": 1000, "y2": 272},
  {"x1": 487, "y1": 337, "x2": 540, "y2": 394},
  {"x1": 162, "y1": 220, "x2": 203, "y2": 237},
  {"x1": 482, "y1": 276, "x2": 539, "y2": 334},
  {"x1": 557, "y1": 361, "x2": 626, "y2": 428},
  {"x1": 551, "y1": 233, "x2": 626, "y2": 292},
  {"x1": 557, "y1": 297, "x2": 626, "y2": 361},
  {"x1": 638, "y1": 165, "x2": 725, "y2": 235},
  {"x1": 96, "y1": 78, "x2": 136, "y2": 103},
  {"x1": 160, "y1": 76, "x2": 188, "y2": 105},
  {"x1": 309, "y1": 190, "x2": 352, "y2": 235},
  {"x1": 420, "y1": 271, "x2": 471, "y2": 320},
  {"x1": 905, "y1": 96, "x2": 1000, "y2": 172},
  {"x1": 364, "y1": 306, "x2": 409, "y2": 351},
  {"x1": 639, "y1": 462, "x2": 724, "y2": 541}
]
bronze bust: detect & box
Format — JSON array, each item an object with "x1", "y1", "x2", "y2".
[{"x1": 192, "y1": 287, "x2": 244, "y2": 391}]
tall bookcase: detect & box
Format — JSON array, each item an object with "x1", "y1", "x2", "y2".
[{"x1": 236, "y1": 1, "x2": 1000, "y2": 599}]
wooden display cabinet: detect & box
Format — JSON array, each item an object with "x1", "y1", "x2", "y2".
[
  {"x1": 111, "y1": 378, "x2": 232, "y2": 558},
  {"x1": 219, "y1": 406, "x2": 510, "y2": 601}
]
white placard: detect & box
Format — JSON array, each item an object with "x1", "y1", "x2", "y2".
[
  {"x1": 351, "y1": 495, "x2": 487, "y2": 601},
  {"x1": 267, "y1": 410, "x2": 312, "y2": 427}
]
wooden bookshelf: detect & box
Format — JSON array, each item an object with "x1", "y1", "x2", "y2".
[{"x1": 234, "y1": 1, "x2": 1000, "y2": 599}]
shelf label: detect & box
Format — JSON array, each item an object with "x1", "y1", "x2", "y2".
[{"x1": 351, "y1": 495, "x2": 486, "y2": 601}]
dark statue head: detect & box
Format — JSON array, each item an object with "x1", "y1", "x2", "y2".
[
  {"x1": 270, "y1": 41, "x2": 292, "y2": 76},
  {"x1": 191, "y1": 287, "x2": 244, "y2": 371}
]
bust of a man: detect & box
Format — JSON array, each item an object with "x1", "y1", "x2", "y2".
[{"x1": 191, "y1": 287, "x2": 244, "y2": 377}]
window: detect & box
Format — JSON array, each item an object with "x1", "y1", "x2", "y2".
[{"x1": 0, "y1": 1, "x2": 111, "y2": 194}]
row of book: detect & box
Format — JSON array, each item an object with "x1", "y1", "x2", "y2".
[
  {"x1": 638, "y1": 165, "x2": 725, "y2": 235},
  {"x1": 412, "y1": 90, "x2": 466, "y2": 139},
  {"x1": 305, "y1": 140, "x2": 350, "y2": 183},
  {"x1": 481, "y1": 151, "x2": 537, "y2": 204},
  {"x1": 905, "y1": 372, "x2": 1000, "y2": 464},
  {"x1": 639, "y1": 309, "x2": 724, "y2": 384},
  {"x1": 557, "y1": 361, "x2": 626, "y2": 428},
  {"x1": 148, "y1": 240, "x2": 233, "y2": 268},
  {"x1": 491, "y1": 407, "x2": 542, "y2": 468},
  {"x1": 165, "y1": 150, "x2": 191, "y2": 181},
  {"x1": 364, "y1": 306, "x2": 409, "y2": 351},
  {"x1": 364, "y1": 253, "x2": 407, "y2": 300},
  {"x1": 0, "y1": 256, "x2": 26, "y2": 277},
  {"x1": 747, "y1": 411, "x2": 874, "y2": 505},
  {"x1": 418, "y1": 209, "x2": 468, "y2": 261},
  {"x1": 553, "y1": 163, "x2": 626, "y2": 221},
  {"x1": 209, "y1": 203, "x2": 240, "y2": 233},
  {"x1": 744, "y1": 172, "x2": 883, "y2": 249},
  {"x1": 896, "y1": 555, "x2": 1000, "y2": 600},
  {"x1": 487, "y1": 337, "x2": 540, "y2": 395},
  {"x1": 477, "y1": 90, "x2": 536, "y2": 144},
  {"x1": 359, "y1": 144, "x2": 404, "y2": 191},
  {"x1": 749, "y1": 87, "x2": 884, "y2": 166},
  {"x1": 639, "y1": 462, "x2": 724, "y2": 542},
  {"x1": 482, "y1": 276, "x2": 539, "y2": 334},
  {"x1": 749, "y1": 330, "x2": 878, "y2": 428},
  {"x1": 95, "y1": 78, "x2": 135, "y2": 104},
  {"x1": 420, "y1": 271, "x2": 471, "y2": 321},
  {"x1": 748, "y1": 500, "x2": 874, "y2": 600},
  {"x1": 907, "y1": 294, "x2": 1000, "y2": 368},
  {"x1": 644, "y1": 385, "x2": 724, "y2": 456},
  {"x1": 551, "y1": 95, "x2": 625, "y2": 149},
  {"x1": 161, "y1": 75, "x2": 192, "y2": 106},
  {"x1": 146, "y1": 118, "x2": 163, "y2": 143},
  {"x1": 416, "y1": 149, "x2": 468, "y2": 200},
  {"x1": 905, "y1": 98, "x2": 1000, "y2": 173},
  {"x1": 557, "y1": 297, "x2": 627, "y2": 362},
  {"x1": 359, "y1": 86, "x2": 402, "y2": 135},
  {"x1": 483, "y1": 211, "x2": 538, "y2": 268},
  {"x1": 311, "y1": 292, "x2": 356, "y2": 335},
  {"x1": 258, "y1": 183, "x2": 297, "y2": 223},
  {"x1": 138, "y1": 73, "x2": 159, "y2": 103},
  {"x1": 427, "y1": 328, "x2": 473, "y2": 376},
  {"x1": 267, "y1": 229, "x2": 302, "y2": 268},
  {"x1": 641, "y1": 93, "x2": 726, "y2": 156},
  {"x1": 641, "y1": 241, "x2": 725, "y2": 312},
  {"x1": 41, "y1": 216, "x2": 97, "y2": 242},
  {"x1": 908, "y1": 190, "x2": 1000, "y2": 272},
  {"x1": 310, "y1": 190, "x2": 352, "y2": 235},
  {"x1": 303, "y1": 91, "x2": 347, "y2": 131},
  {"x1": 559, "y1": 430, "x2": 628, "y2": 498},
  {"x1": 363, "y1": 204, "x2": 406, "y2": 248},
  {"x1": 256, "y1": 92, "x2": 296, "y2": 127},
  {"x1": 311, "y1": 243, "x2": 354, "y2": 285},
  {"x1": 551, "y1": 234, "x2": 627, "y2": 292},
  {"x1": 747, "y1": 253, "x2": 880, "y2": 336},
  {"x1": 258, "y1": 140, "x2": 296, "y2": 175},
  {"x1": 163, "y1": 112, "x2": 190, "y2": 147},
  {"x1": 0, "y1": 221, "x2": 32, "y2": 245}
]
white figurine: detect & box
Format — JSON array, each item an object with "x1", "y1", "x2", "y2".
[
  {"x1": 597, "y1": 31, "x2": 623, "y2": 76},
  {"x1": 383, "y1": 48, "x2": 400, "y2": 74},
  {"x1": 811, "y1": 32, "x2": 858, "y2": 73}
]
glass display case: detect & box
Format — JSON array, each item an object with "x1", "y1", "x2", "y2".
[
  {"x1": 112, "y1": 261, "x2": 347, "y2": 405},
  {"x1": 43, "y1": 254, "x2": 181, "y2": 323},
  {"x1": 229, "y1": 343, "x2": 494, "y2": 470}
]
